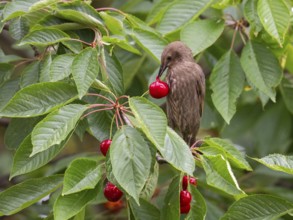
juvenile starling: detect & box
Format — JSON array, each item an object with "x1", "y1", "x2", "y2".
[{"x1": 158, "y1": 41, "x2": 205, "y2": 146}]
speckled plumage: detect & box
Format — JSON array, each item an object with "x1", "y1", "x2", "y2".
[{"x1": 158, "y1": 41, "x2": 205, "y2": 146}]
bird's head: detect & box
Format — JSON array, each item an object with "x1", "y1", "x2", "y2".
[{"x1": 157, "y1": 41, "x2": 193, "y2": 77}]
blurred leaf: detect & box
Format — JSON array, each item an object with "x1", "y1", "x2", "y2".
[
  {"x1": 20, "y1": 61, "x2": 40, "y2": 88},
  {"x1": 9, "y1": 16, "x2": 29, "y2": 40},
  {"x1": 201, "y1": 137, "x2": 252, "y2": 171},
  {"x1": 0, "y1": 82, "x2": 78, "y2": 118},
  {"x1": 4, "y1": 117, "x2": 42, "y2": 150},
  {"x1": 156, "y1": 0, "x2": 213, "y2": 35},
  {"x1": 63, "y1": 158, "x2": 103, "y2": 195},
  {"x1": 0, "y1": 175, "x2": 63, "y2": 216},
  {"x1": 161, "y1": 127, "x2": 195, "y2": 176},
  {"x1": 221, "y1": 194, "x2": 293, "y2": 220},
  {"x1": 129, "y1": 198, "x2": 160, "y2": 220},
  {"x1": 18, "y1": 28, "x2": 70, "y2": 46},
  {"x1": 257, "y1": 0, "x2": 290, "y2": 45},
  {"x1": 0, "y1": 63, "x2": 13, "y2": 86},
  {"x1": 280, "y1": 76, "x2": 293, "y2": 114},
  {"x1": 252, "y1": 154, "x2": 293, "y2": 175},
  {"x1": 72, "y1": 47, "x2": 99, "y2": 99},
  {"x1": 160, "y1": 175, "x2": 180, "y2": 220},
  {"x1": 129, "y1": 97, "x2": 167, "y2": 149},
  {"x1": 31, "y1": 104, "x2": 87, "y2": 156},
  {"x1": 10, "y1": 132, "x2": 72, "y2": 179},
  {"x1": 201, "y1": 154, "x2": 246, "y2": 199},
  {"x1": 110, "y1": 126, "x2": 152, "y2": 204},
  {"x1": 240, "y1": 41, "x2": 282, "y2": 101},
  {"x1": 54, "y1": 183, "x2": 100, "y2": 220},
  {"x1": 210, "y1": 50, "x2": 245, "y2": 123},
  {"x1": 29, "y1": 0, "x2": 59, "y2": 12},
  {"x1": 50, "y1": 54, "x2": 75, "y2": 82},
  {"x1": 181, "y1": 19, "x2": 225, "y2": 56},
  {"x1": 132, "y1": 28, "x2": 167, "y2": 63},
  {"x1": 186, "y1": 187, "x2": 207, "y2": 220},
  {"x1": 212, "y1": 0, "x2": 241, "y2": 9}
]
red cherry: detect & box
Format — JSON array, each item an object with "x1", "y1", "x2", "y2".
[
  {"x1": 180, "y1": 203, "x2": 191, "y2": 214},
  {"x1": 100, "y1": 139, "x2": 112, "y2": 156},
  {"x1": 103, "y1": 182, "x2": 123, "y2": 202},
  {"x1": 182, "y1": 175, "x2": 188, "y2": 190},
  {"x1": 189, "y1": 177, "x2": 197, "y2": 187},
  {"x1": 149, "y1": 78, "x2": 169, "y2": 99},
  {"x1": 180, "y1": 190, "x2": 192, "y2": 206}
]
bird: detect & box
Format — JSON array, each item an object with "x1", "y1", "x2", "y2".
[{"x1": 157, "y1": 41, "x2": 205, "y2": 147}]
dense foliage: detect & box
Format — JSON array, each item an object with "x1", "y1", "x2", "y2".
[{"x1": 0, "y1": 0, "x2": 293, "y2": 219}]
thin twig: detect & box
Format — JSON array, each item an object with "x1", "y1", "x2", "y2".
[
  {"x1": 86, "y1": 93, "x2": 115, "y2": 104},
  {"x1": 82, "y1": 107, "x2": 113, "y2": 119},
  {"x1": 230, "y1": 25, "x2": 238, "y2": 50},
  {"x1": 88, "y1": 103, "x2": 113, "y2": 108},
  {"x1": 116, "y1": 108, "x2": 124, "y2": 127}
]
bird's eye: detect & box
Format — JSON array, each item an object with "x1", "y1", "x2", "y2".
[{"x1": 167, "y1": 56, "x2": 172, "y2": 61}]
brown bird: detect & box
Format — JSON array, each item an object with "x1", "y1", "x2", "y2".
[{"x1": 158, "y1": 41, "x2": 205, "y2": 146}]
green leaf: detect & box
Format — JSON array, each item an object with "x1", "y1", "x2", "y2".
[
  {"x1": 156, "y1": 0, "x2": 213, "y2": 35},
  {"x1": 63, "y1": 158, "x2": 103, "y2": 195},
  {"x1": 212, "y1": 0, "x2": 241, "y2": 9},
  {"x1": 18, "y1": 28, "x2": 70, "y2": 46},
  {"x1": 110, "y1": 126, "x2": 152, "y2": 204},
  {"x1": 181, "y1": 19, "x2": 225, "y2": 56},
  {"x1": 257, "y1": 0, "x2": 290, "y2": 45},
  {"x1": 240, "y1": 41, "x2": 282, "y2": 101},
  {"x1": 210, "y1": 50, "x2": 245, "y2": 124},
  {"x1": 29, "y1": 0, "x2": 59, "y2": 12},
  {"x1": 201, "y1": 154, "x2": 246, "y2": 199},
  {"x1": 50, "y1": 54, "x2": 75, "y2": 82},
  {"x1": 221, "y1": 194, "x2": 293, "y2": 220},
  {"x1": 186, "y1": 187, "x2": 207, "y2": 220},
  {"x1": 104, "y1": 50, "x2": 124, "y2": 96},
  {"x1": 20, "y1": 61, "x2": 40, "y2": 88},
  {"x1": 4, "y1": 117, "x2": 42, "y2": 150},
  {"x1": 0, "y1": 63, "x2": 13, "y2": 86},
  {"x1": 99, "y1": 11, "x2": 124, "y2": 35},
  {"x1": 129, "y1": 198, "x2": 160, "y2": 220},
  {"x1": 146, "y1": 0, "x2": 175, "y2": 25},
  {"x1": 244, "y1": 0, "x2": 263, "y2": 34},
  {"x1": 160, "y1": 127, "x2": 195, "y2": 176},
  {"x1": 102, "y1": 36, "x2": 141, "y2": 55},
  {"x1": 31, "y1": 104, "x2": 87, "y2": 156},
  {"x1": 140, "y1": 162, "x2": 159, "y2": 200},
  {"x1": 160, "y1": 175, "x2": 180, "y2": 220},
  {"x1": 54, "y1": 183, "x2": 100, "y2": 220},
  {"x1": 10, "y1": 133, "x2": 73, "y2": 179},
  {"x1": 2, "y1": 0, "x2": 38, "y2": 21},
  {"x1": 39, "y1": 53, "x2": 52, "y2": 82},
  {"x1": 0, "y1": 82, "x2": 78, "y2": 118},
  {"x1": 9, "y1": 17, "x2": 29, "y2": 40},
  {"x1": 280, "y1": 77, "x2": 293, "y2": 114},
  {"x1": 252, "y1": 154, "x2": 293, "y2": 175},
  {"x1": 202, "y1": 137, "x2": 252, "y2": 171},
  {"x1": 131, "y1": 29, "x2": 167, "y2": 63},
  {"x1": 72, "y1": 47, "x2": 100, "y2": 99},
  {"x1": 55, "y1": 9, "x2": 104, "y2": 29},
  {"x1": 129, "y1": 97, "x2": 167, "y2": 149},
  {"x1": 0, "y1": 79, "x2": 20, "y2": 111},
  {"x1": 0, "y1": 175, "x2": 63, "y2": 216}
]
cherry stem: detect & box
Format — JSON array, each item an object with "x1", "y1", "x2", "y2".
[
  {"x1": 66, "y1": 38, "x2": 92, "y2": 46},
  {"x1": 116, "y1": 108, "x2": 124, "y2": 128},
  {"x1": 82, "y1": 107, "x2": 114, "y2": 119},
  {"x1": 88, "y1": 103, "x2": 113, "y2": 108},
  {"x1": 109, "y1": 113, "x2": 116, "y2": 139},
  {"x1": 95, "y1": 7, "x2": 126, "y2": 16},
  {"x1": 86, "y1": 93, "x2": 115, "y2": 105},
  {"x1": 230, "y1": 25, "x2": 238, "y2": 50},
  {"x1": 121, "y1": 108, "x2": 134, "y2": 115},
  {"x1": 121, "y1": 111, "x2": 133, "y2": 127},
  {"x1": 141, "y1": 90, "x2": 149, "y2": 97}
]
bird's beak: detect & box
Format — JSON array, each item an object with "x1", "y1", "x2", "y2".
[{"x1": 157, "y1": 63, "x2": 168, "y2": 78}]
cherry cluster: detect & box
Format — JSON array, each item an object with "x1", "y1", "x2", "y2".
[{"x1": 180, "y1": 175, "x2": 197, "y2": 214}]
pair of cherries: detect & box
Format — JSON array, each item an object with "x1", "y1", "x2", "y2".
[{"x1": 180, "y1": 175, "x2": 197, "y2": 214}]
